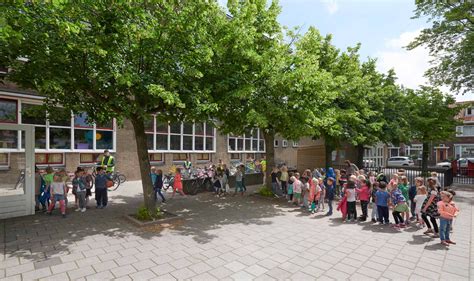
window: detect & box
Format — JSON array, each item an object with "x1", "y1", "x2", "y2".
[
  {"x1": 148, "y1": 118, "x2": 215, "y2": 152},
  {"x1": 228, "y1": 129, "x2": 264, "y2": 153},
  {"x1": 282, "y1": 140, "x2": 288, "y2": 148},
  {"x1": 35, "y1": 153, "x2": 64, "y2": 165},
  {"x1": 292, "y1": 141, "x2": 299, "y2": 147},
  {"x1": 274, "y1": 140, "x2": 279, "y2": 147},
  {"x1": 0, "y1": 130, "x2": 18, "y2": 149},
  {"x1": 0, "y1": 153, "x2": 9, "y2": 167},
  {"x1": 466, "y1": 107, "x2": 473, "y2": 116},
  {"x1": 457, "y1": 125, "x2": 474, "y2": 137},
  {"x1": 231, "y1": 153, "x2": 241, "y2": 160},
  {"x1": 173, "y1": 153, "x2": 188, "y2": 161},
  {"x1": 149, "y1": 153, "x2": 163, "y2": 163},
  {"x1": 0, "y1": 99, "x2": 17, "y2": 123},
  {"x1": 80, "y1": 153, "x2": 100, "y2": 164},
  {"x1": 196, "y1": 153, "x2": 210, "y2": 161}
]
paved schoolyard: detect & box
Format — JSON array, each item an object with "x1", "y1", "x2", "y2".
[{"x1": 0, "y1": 182, "x2": 473, "y2": 281}]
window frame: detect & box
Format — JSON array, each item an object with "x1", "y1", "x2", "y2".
[
  {"x1": 228, "y1": 129, "x2": 265, "y2": 153},
  {"x1": 172, "y1": 153, "x2": 189, "y2": 162},
  {"x1": 0, "y1": 152, "x2": 10, "y2": 170},
  {"x1": 274, "y1": 140, "x2": 279, "y2": 147},
  {"x1": 196, "y1": 153, "x2": 210, "y2": 162},
  {"x1": 0, "y1": 98, "x2": 18, "y2": 124},
  {"x1": 282, "y1": 140, "x2": 288, "y2": 148},
  {"x1": 35, "y1": 153, "x2": 65, "y2": 167},
  {"x1": 149, "y1": 153, "x2": 164, "y2": 164}
]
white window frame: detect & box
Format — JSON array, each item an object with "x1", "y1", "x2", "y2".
[
  {"x1": 227, "y1": 129, "x2": 265, "y2": 153},
  {"x1": 292, "y1": 141, "x2": 299, "y2": 147},
  {"x1": 466, "y1": 107, "x2": 474, "y2": 116},
  {"x1": 0, "y1": 96, "x2": 117, "y2": 153},
  {"x1": 282, "y1": 140, "x2": 288, "y2": 148},
  {"x1": 274, "y1": 139, "x2": 279, "y2": 147},
  {"x1": 0, "y1": 152, "x2": 10, "y2": 170},
  {"x1": 148, "y1": 118, "x2": 216, "y2": 153}
]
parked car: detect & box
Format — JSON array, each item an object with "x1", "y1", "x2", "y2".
[
  {"x1": 457, "y1": 158, "x2": 474, "y2": 168},
  {"x1": 387, "y1": 156, "x2": 414, "y2": 166},
  {"x1": 436, "y1": 161, "x2": 452, "y2": 168},
  {"x1": 363, "y1": 159, "x2": 375, "y2": 167}
]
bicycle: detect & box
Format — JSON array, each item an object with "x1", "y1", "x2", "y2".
[
  {"x1": 89, "y1": 166, "x2": 127, "y2": 191},
  {"x1": 162, "y1": 173, "x2": 174, "y2": 191},
  {"x1": 14, "y1": 169, "x2": 25, "y2": 189},
  {"x1": 188, "y1": 169, "x2": 213, "y2": 195}
]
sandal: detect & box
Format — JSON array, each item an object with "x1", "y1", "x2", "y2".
[
  {"x1": 446, "y1": 240, "x2": 457, "y2": 245},
  {"x1": 441, "y1": 241, "x2": 449, "y2": 246}
]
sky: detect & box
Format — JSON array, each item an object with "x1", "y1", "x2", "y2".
[{"x1": 217, "y1": 0, "x2": 473, "y2": 102}]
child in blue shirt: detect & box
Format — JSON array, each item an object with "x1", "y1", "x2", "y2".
[{"x1": 375, "y1": 182, "x2": 390, "y2": 224}]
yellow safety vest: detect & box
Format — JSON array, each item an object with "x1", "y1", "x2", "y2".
[{"x1": 101, "y1": 156, "x2": 115, "y2": 173}]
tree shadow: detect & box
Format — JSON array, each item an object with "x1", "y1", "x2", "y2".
[{"x1": 0, "y1": 187, "x2": 284, "y2": 264}]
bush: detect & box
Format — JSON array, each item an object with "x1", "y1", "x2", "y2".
[
  {"x1": 258, "y1": 186, "x2": 274, "y2": 197},
  {"x1": 136, "y1": 206, "x2": 163, "y2": 221}
]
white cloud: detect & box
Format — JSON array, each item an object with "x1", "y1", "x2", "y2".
[
  {"x1": 376, "y1": 29, "x2": 474, "y2": 102},
  {"x1": 321, "y1": 0, "x2": 339, "y2": 15}
]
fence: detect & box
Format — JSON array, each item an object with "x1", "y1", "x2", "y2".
[
  {"x1": 452, "y1": 167, "x2": 474, "y2": 185},
  {"x1": 328, "y1": 165, "x2": 453, "y2": 188}
]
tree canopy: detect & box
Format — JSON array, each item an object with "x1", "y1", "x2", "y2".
[{"x1": 408, "y1": 1, "x2": 474, "y2": 95}]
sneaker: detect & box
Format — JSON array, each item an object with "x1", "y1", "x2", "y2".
[
  {"x1": 75, "y1": 208, "x2": 81, "y2": 212},
  {"x1": 423, "y1": 229, "x2": 434, "y2": 235},
  {"x1": 371, "y1": 218, "x2": 377, "y2": 223},
  {"x1": 399, "y1": 224, "x2": 406, "y2": 228},
  {"x1": 446, "y1": 240, "x2": 456, "y2": 244},
  {"x1": 81, "y1": 208, "x2": 86, "y2": 213},
  {"x1": 287, "y1": 200, "x2": 292, "y2": 203},
  {"x1": 432, "y1": 233, "x2": 439, "y2": 238},
  {"x1": 392, "y1": 224, "x2": 400, "y2": 228},
  {"x1": 326, "y1": 212, "x2": 332, "y2": 216}
]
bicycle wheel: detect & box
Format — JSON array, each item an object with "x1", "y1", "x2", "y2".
[
  {"x1": 14, "y1": 176, "x2": 24, "y2": 190},
  {"x1": 111, "y1": 175, "x2": 121, "y2": 191},
  {"x1": 118, "y1": 174, "x2": 126, "y2": 184},
  {"x1": 188, "y1": 181, "x2": 199, "y2": 195}
]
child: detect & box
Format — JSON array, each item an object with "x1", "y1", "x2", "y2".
[
  {"x1": 376, "y1": 182, "x2": 390, "y2": 224},
  {"x1": 325, "y1": 177, "x2": 335, "y2": 216},
  {"x1": 408, "y1": 178, "x2": 419, "y2": 220},
  {"x1": 345, "y1": 179, "x2": 357, "y2": 222},
  {"x1": 370, "y1": 181, "x2": 379, "y2": 222},
  {"x1": 280, "y1": 166, "x2": 289, "y2": 195},
  {"x1": 398, "y1": 176, "x2": 411, "y2": 223},
  {"x1": 301, "y1": 177, "x2": 310, "y2": 209},
  {"x1": 213, "y1": 172, "x2": 222, "y2": 197},
  {"x1": 47, "y1": 174, "x2": 67, "y2": 218},
  {"x1": 317, "y1": 178, "x2": 325, "y2": 212},
  {"x1": 431, "y1": 172, "x2": 441, "y2": 192},
  {"x1": 84, "y1": 168, "x2": 93, "y2": 207},
  {"x1": 335, "y1": 169, "x2": 341, "y2": 198},
  {"x1": 309, "y1": 178, "x2": 320, "y2": 213},
  {"x1": 292, "y1": 175, "x2": 302, "y2": 206},
  {"x1": 356, "y1": 177, "x2": 370, "y2": 221},
  {"x1": 287, "y1": 172, "x2": 294, "y2": 202},
  {"x1": 73, "y1": 168, "x2": 87, "y2": 212},
  {"x1": 388, "y1": 173, "x2": 399, "y2": 190},
  {"x1": 339, "y1": 170, "x2": 347, "y2": 197},
  {"x1": 154, "y1": 169, "x2": 166, "y2": 203},
  {"x1": 390, "y1": 182, "x2": 409, "y2": 229},
  {"x1": 414, "y1": 185, "x2": 427, "y2": 227},
  {"x1": 271, "y1": 167, "x2": 280, "y2": 197},
  {"x1": 172, "y1": 168, "x2": 185, "y2": 197},
  {"x1": 234, "y1": 165, "x2": 245, "y2": 196},
  {"x1": 437, "y1": 191, "x2": 459, "y2": 246},
  {"x1": 150, "y1": 166, "x2": 158, "y2": 186},
  {"x1": 95, "y1": 167, "x2": 111, "y2": 209}
]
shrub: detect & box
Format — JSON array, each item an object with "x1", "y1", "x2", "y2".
[
  {"x1": 136, "y1": 206, "x2": 163, "y2": 221},
  {"x1": 258, "y1": 186, "x2": 274, "y2": 197}
]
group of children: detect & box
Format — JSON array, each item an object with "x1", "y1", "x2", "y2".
[
  {"x1": 271, "y1": 166, "x2": 460, "y2": 247},
  {"x1": 35, "y1": 166, "x2": 113, "y2": 218}
]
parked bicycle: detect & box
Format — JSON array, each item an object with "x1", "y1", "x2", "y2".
[
  {"x1": 162, "y1": 173, "x2": 174, "y2": 191},
  {"x1": 89, "y1": 166, "x2": 127, "y2": 191},
  {"x1": 187, "y1": 168, "x2": 213, "y2": 195}
]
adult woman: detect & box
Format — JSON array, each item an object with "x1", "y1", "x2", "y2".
[
  {"x1": 421, "y1": 178, "x2": 440, "y2": 237},
  {"x1": 280, "y1": 166, "x2": 289, "y2": 194}
]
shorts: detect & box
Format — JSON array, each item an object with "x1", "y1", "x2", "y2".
[
  {"x1": 86, "y1": 188, "x2": 92, "y2": 197},
  {"x1": 394, "y1": 203, "x2": 409, "y2": 213},
  {"x1": 294, "y1": 193, "x2": 301, "y2": 199}
]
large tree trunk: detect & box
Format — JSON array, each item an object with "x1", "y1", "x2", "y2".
[
  {"x1": 130, "y1": 115, "x2": 155, "y2": 212},
  {"x1": 263, "y1": 131, "x2": 275, "y2": 189},
  {"x1": 422, "y1": 142, "x2": 429, "y2": 176},
  {"x1": 355, "y1": 144, "x2": 365, "y2": 169},
  {"x1": 324, "y1": 140, "x2": 333, "y2": 171}
]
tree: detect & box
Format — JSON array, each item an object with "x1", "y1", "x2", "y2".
[
  {"x1": 406, "y1": 86, "x2": 460, "y2": 175},
  {"x1": 208, "y1": 1, "x2": 324, "y2": 188},
  {"x1": 0, "y1": 1, "x2": 224, "y2": 211},
  {"x1": 408, "y1": 1, "x2": 474, "y2": 94}
]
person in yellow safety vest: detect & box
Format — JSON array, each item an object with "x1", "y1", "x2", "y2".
[
  {"x1": 99, "y1": 149, "x2": 115, "y2": 173},
  {"x1": 260, "y1": 158, "x2": 267, "y2": 173}
]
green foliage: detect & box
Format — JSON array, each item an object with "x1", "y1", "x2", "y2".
[
  {"x1": 257, "y1": 186, "x2": 274, "y2": 197},
  {"x1": 408, "y1": 1, "x2": 473, "y2": 94},
  {"x1": 136, "y1": 206, "x2": 163, "y2": 221}
]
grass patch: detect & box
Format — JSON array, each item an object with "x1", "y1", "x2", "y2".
[
  {"x1": 136, "y1": 206, "x2": 163, "y2": 221},
  {"x1": 257, "y1": 185, "x2": 274, "y2": 197}
]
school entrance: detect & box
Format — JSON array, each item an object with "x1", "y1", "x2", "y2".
[{"x1": 0, "y1": 124, "x2": 35, "y2": 219}]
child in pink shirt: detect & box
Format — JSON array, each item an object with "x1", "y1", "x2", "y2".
[
  {"x1": 437, "y1": 191, "x2": 459, "y2": 246},
  {"x1": 356, "y1": 177, "x2": 370, "y2": 221}
]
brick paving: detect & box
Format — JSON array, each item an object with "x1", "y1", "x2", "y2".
[{"x1": 1, "y1": 182, "x2": 473, "y2": 280}]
